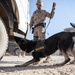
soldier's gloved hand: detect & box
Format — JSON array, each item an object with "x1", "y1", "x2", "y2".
[
  {"x1": 52, "y1": 2, "x2": 56, "y2": 10},
  {"x1": 53, "y1": 2, "x2": 56, "y2": 8}
]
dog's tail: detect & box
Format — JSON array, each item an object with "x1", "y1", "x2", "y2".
[{"x1": 71, "y1": 32, "x2": 75, "y2": 37}]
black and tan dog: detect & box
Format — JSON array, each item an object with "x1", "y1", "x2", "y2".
[{"x1": 14, "y1": 31, "x2": 75, "y2": 67}]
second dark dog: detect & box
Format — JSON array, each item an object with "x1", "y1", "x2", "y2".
[{"x1": 14, "y1": 31, "x2": 75, "y2": 67}]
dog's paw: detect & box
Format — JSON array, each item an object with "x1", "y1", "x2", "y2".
[{"x1": 33, "y1": 61, "x2": 39, "y2": 65}]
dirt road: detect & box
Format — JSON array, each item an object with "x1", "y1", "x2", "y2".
[{"x1": 0, "y1": 56, "x2": 75, "y2": 75}]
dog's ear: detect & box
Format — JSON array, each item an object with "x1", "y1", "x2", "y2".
[
  {"x1": 14, "y1": 36, "x2": 27, "y2": 48},
  {"x1": 14, "y1": 36, "x2": 35, "y2": 53},
  {"x1": 70, "y1": 23, "x2": 75, "y2": 28}
]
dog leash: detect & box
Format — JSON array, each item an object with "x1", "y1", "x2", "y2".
[{"x1": 45, "y1": 18, "x2": 51, "y2": 35}]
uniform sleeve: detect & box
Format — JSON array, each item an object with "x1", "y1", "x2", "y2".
[
  {"x1": 30, "y1": 11, "x2": 36, "y2": 28},
  {"x1": 46, "y1": 10, "x2": 55, "y2": 19}
]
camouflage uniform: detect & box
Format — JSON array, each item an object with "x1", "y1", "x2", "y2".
[
  {"x1": 30, "y1": 9, "x2": 54, "y2": 41},
  {"x1": 30, "y1": 0, "x2": 56, "y2": 63}
]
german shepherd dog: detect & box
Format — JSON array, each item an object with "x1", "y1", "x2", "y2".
[{"x1": 14, "y1": 32, "x2": 75, "y2": 67}]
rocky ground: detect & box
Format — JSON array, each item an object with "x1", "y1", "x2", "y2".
[{"x1": 0, "y1": 55, "x2": 75, "y2": 75}]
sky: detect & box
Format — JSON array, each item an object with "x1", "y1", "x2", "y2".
[{"x1": 27, "y1": 0, "x2": 75, "y2": 40}]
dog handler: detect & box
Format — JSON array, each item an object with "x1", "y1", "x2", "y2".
[{"x1": 30, "y1": 0, "x2": 56, "y2": 63}]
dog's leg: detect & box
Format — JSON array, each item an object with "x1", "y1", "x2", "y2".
[
  {"x1": 68, "y1": 49, "x2": 75, "y2": 64},
  {"x1": 57, "y1": 50, "x2": 70, "y2": 66},
  {"x1": 43, "y1": 56, "x2": 51, "y2": 63},
  {"x1": 15, "y1": 58, "x2": 36, "y2": 67}
]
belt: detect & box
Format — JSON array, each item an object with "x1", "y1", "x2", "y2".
[
  {"x1": 32, "y1": 23, "x2": 46, "y2": 34},
  {"x1": 34, "y1": 23, "x2": 46, "y2": 29}
]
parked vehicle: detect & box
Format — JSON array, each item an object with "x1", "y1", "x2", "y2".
[{"x1": 0, "y1": 0, "x2": 30, "y2": 59}]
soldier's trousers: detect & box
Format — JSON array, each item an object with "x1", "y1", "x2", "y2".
[{"x1": 33, "y1": 26, "x2": 45, "y2": 41}]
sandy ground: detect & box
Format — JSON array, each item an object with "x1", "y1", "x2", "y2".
[{"x1": 0, "y1": 55, "x2": 75, "y2": 75}]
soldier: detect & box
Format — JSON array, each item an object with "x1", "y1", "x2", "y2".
[{"x1": 30, "y1": 0, "x2": 56, "y2": 63}]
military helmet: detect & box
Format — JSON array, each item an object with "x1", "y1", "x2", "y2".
[{"x1": 36, "y1": 0, "x2": 43, "y2": 6}]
